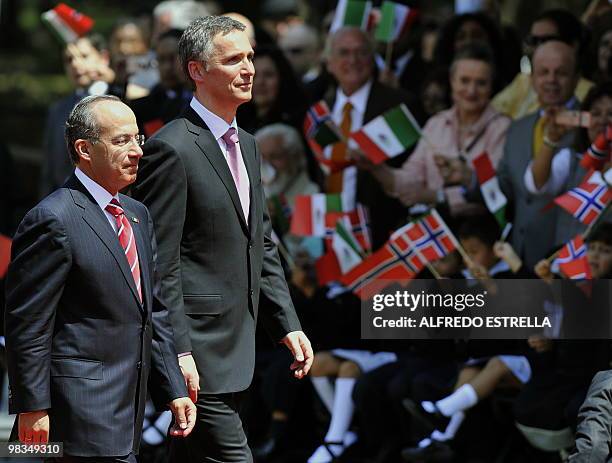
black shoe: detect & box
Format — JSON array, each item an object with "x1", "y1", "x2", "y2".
[
  {"x1": 402, "y1": 399, "x2": 449, "y2": 434},
  {"x1": 401, "y1": 441, "x2": 454, "y2": 462}
]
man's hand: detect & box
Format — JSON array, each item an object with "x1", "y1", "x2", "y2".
[
  {"x1": 528, "y1": 334, "x2": 553, "y2": 353},
  {"x1": 18, "y1": 410, "x2": 49, "y2": 444},
  {"x1": 543, "y1": 106, "x2": 570, "y2": 145},
  {"x1": 168, "y1": 397, "x2": 197, "y2": 437},
  {"x1": 281, "y1": 331, "x2": 313, "y2": 379},
  {"x1": 178, "y1": 354, "x2": 200, "y2": 403}
]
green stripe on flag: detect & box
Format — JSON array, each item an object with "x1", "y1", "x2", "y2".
[
  {"x1": 326, "y1": 194, "x2": 343, "y2": 212},
  {"x1": 383, "y1": 105, "x2": 420, "y2": 149},
  {"x1": 375, "y1": 2, "x2": 396, "y2": 42},
  {"x1": 313, "y1": 121, "x2": 342, "y2": 148},
  {"x1": 343, "y1": 1, "x2": 368, "y2": 27},
  {"x1": 336, "y1": 221, "x2": 363, "y2": 256},
  {"x1": 493, "y1": 207, "x2": 507, "y2": 229}
]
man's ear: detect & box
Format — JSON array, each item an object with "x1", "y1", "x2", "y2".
[
  {"x1": 74, "y1": 139, "x2": 91, "y2": 162},
  {"x1": 188, "y1": 60, "x2": 206, "y2": 83}
]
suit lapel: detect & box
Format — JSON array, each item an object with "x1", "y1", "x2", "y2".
[
  {"x1": 185, "y1": 108, "x2": 250, "y2": 235},
  {"x1": 238, "y1": 128, "x2": 257, "y2": 236},
  {"x1": 67, "y1": 176, "x2": 144, "y2": 309}
]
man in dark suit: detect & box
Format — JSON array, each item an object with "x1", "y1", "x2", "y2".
[
  {"x1": 131, "y1": 16, "x2": 313, "y2": 462},
  {"x1": 130, "y1": 29, "x2": 191, "y2": 139},
  {"x1": 5, "y1": 95, "x2": 196, "y2": 461},
  {"x1": 323, "y1": 26, "x2": 425, "y2": 249}
]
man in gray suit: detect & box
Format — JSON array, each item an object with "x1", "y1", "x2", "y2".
[
  {"x1": 498, "y1": 40, "x2": 580, "y2": 269},
  {"x1": 131, "y1": 16, "x2": 313, "y2": 462},
  {"x1": 6, "y1": 95, "x2": 196, "y2": 460}
]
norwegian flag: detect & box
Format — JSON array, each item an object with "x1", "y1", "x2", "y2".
[
  {"x1": 580, "y1": 125, "x2": 611, "y2": 171},
  {"x1": 324, "y1": 204, "x2": 372, "y2": 252},
  {"x1": 304, "y1": 101, "x2": 332, "y2": 138},
  {"x1": 554, "y1": 235, "x2": 591, "y2": 280},
  {"x1": 341, "y1": 229, "x2": 424, "y2": 300},
  {"x1": 405, "y1": 210, "x2": 459, "y2": 262},
  {"x1": 554, "y1": 181, "x2": 611, "y2": 225}
]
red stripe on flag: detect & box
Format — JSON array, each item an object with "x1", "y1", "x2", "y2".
[
  {"x1": 351, "y1": 130, "x2": 389, "y2": 164},
  {"x1": 289, "y1": 196, "x2": 313, "y2": 235},
  {"x1": 472, "y1": 152, "x2": 495, "y2": 184},
  {"x1": 0, "y1": 234, "x2": 11, "y2": 279}
]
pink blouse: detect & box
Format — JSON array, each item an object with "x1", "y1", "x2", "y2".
[{"x1": 385, "y1": 105, "x2": 511, "y2": 215}]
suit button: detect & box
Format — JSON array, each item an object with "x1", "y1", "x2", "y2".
[
  {"x1": 137, "y1": 361, "x2": 142, "y2": 369},
  {"x1": 248, "y1": 242, "x2": 253, "y2": 250},
  {"x1": 249, "y1": 289, "x2": 254, "y2": 296}
]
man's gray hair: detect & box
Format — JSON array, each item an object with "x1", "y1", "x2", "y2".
[
  {"x1": 64, "y1": 94, "x2": 122, "y2": 165},
  {"x1": 255, "y1": 123, "x2": 306, "y2": 172},
  {"x1": 324, "y1": 26, "x2": 375, "y2": 60},
  {"x1": 179, "y1": 15, "x2": 246, "y2": 82}
]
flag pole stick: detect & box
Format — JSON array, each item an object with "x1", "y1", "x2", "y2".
[
  {"x1": 425, "y1": 261, "x2": 442, "y2": 280},
  {"x1": 385, "y1": 41, "x2": 393, "y2": 71}
]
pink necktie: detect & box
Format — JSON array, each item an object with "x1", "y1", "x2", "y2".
[
  {"x1": 222, "y1": 127, "x2": 250, "y2": 221},
  {"x1": 105, "y1": 199, "x2": 142, "y2": 303}
]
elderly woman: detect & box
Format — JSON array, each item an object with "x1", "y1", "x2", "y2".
[
  {"x1": 368, "y1": 43, "x2": 511, "y2": 217},
  {"x1": 255, "y1": 123, "x2": 319, "y2": 255}
]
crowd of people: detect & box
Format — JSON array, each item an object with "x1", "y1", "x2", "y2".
[{"x1": 2, "y1": 0, "x2": 612, "y2": 462}]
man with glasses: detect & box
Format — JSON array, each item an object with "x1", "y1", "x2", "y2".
[
  {"x1": 492, "y1": 8, "x2": 592, "y2": 119},
  {"x1": 5, "y1": 95, "x2": 196, "y2": 461}
]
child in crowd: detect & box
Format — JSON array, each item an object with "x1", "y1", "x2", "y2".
[{"x1": 402, "y1": 216, "x2": 533, "y2": 461}]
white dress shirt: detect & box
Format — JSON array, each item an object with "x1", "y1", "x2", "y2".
[
  {"x1": 75, "y1": 167, "x2": 120, "y2": 232},
  {"x1": 190, "y1": 97, "x2": 250, "y2": 219},
  {"x1": 330, "y1": 79, "x2": 374, "y2": 203}
]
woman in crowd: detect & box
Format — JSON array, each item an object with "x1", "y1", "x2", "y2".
[
  {"x1": 433, "y1": 12, "x2": 510, "y2": 92},
  {"x1": 255, "y1": 123, "x2": 320, "y2": 256},
  {"x1": 237, "y1": 45, "x2": 308, "y2": 133},
  {"x1": 365, "y1": 43, "x2": 511, "y2": 218}
]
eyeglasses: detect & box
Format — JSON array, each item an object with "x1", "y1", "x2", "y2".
[
  {"x1": 524, "y1": 34, "x2": 561, "y2": 47},
  {"x1": 93, "y1": 134, "x2": 146, "y2": 148}
]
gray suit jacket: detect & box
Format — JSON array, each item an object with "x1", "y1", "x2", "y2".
[
  {"x1": 570, "y1": 370, "x2": 612, "y2": 463},
  {"x1": 498, "y1": 110, "x2": 575, "y2": 269}
]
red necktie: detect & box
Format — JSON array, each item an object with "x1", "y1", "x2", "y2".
[{"x1": 105, "y1": 199, "x2": 142, "y2": 303}]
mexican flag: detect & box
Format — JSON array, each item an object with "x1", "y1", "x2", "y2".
[
  {"x1": 375, "y1": 1, "x2": 418, "y2": 43},
  {"x1": 290, "y1": 193, "x2": 354, "y2": 236},
  {"x1": 330, "y1": 0, "x2": 373, "y2": 33},
  {"x1": 332, "y1": 219, "x2": 364, "y2": 273},
  {"x1": 350, "y1": 104, "x2": 421, "y2": 164},
  {"x1": 41, "y1": 3, "x2": 94, "y2": 44},
  {"x1": 472, "y1": 152, "x2": 507, "y2": 227}
]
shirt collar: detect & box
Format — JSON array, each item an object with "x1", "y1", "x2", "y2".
[
  {"x1": 75, "y1": 167, "x2": 118, "y2": 210},
  {"x1": 190, "y1": 96, "x2": 238, "y2": 142},
  {"x1": 335, "y1": 79, "x2": 373, "y2": 115},
  {"x1": 537, "y1": 96, "x2": 578, "y2": 117},
  {"x1": 445, "y1": 104, "x2": 499, "y2": 133}
]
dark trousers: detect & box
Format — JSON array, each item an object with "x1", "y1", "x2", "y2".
[
  {"x1": 45, "y1": 454, "x2": 136, "y2": 462},
  {"x1": 169, "y1": 392, "x2": 253, "y2": 463}
]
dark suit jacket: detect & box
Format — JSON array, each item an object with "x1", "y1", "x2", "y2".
[
  {"x1": 326, "y1": 81, "x2": 425, "y2": 249},
  {"x1": 131, "y1": 106, "x2": 302, "y2": 394},
  {"x1": 40, "y1": 92, "x2": 84, "y2": 197},
  {"x1": 4, "y1": 175, "x2": 187, "y2": 457}
]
